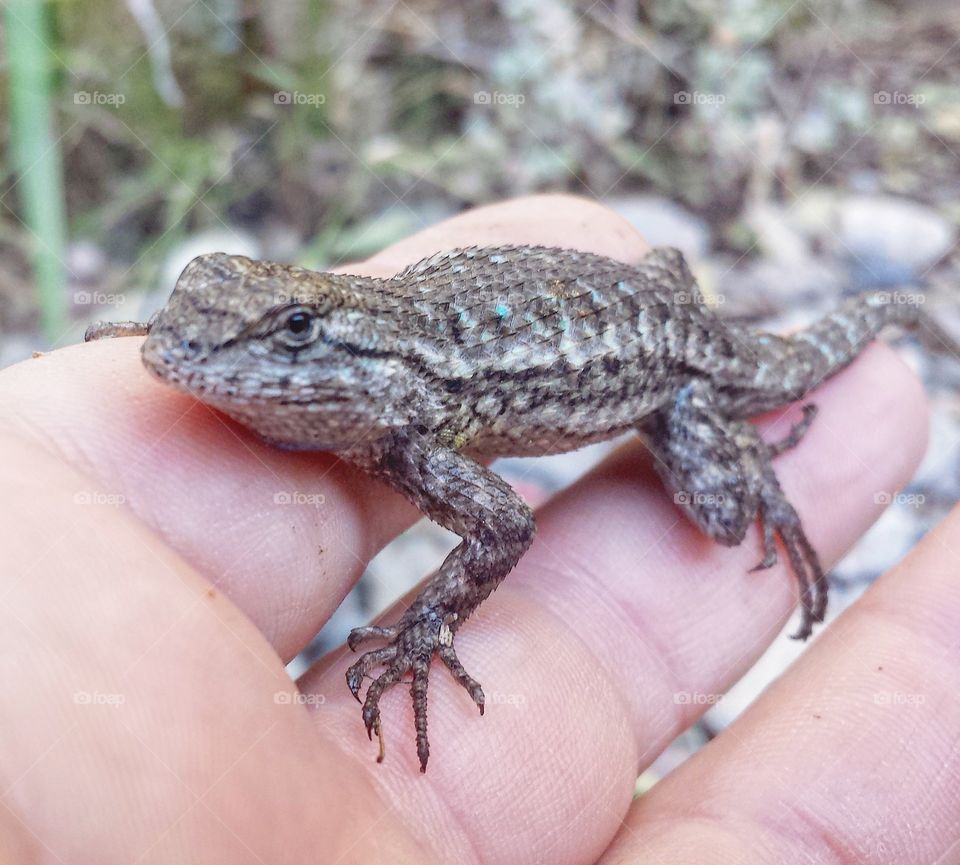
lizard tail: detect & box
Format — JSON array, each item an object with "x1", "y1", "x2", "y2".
[{"x1": 786, "y1": 291, "x2": 960, "y2": 391}]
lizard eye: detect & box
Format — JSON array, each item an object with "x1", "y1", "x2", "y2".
[{"x1": 278, "y1": 308, "x2": 319, "y2": 346}]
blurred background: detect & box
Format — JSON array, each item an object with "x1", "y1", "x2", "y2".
[{"x1": 2, "y1": 0, "x2": 958, "y2": 786}]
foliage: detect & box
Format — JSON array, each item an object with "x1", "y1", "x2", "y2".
[{"x1": 0, "y1": 0, "x2": 957, "y2": 338}]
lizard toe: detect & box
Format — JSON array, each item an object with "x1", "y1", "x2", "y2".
[
  {"x1": 345, "y1": 608, "x2": 483, "y2": 769},
  {"x1": 778, "y1": 521, "x2": 828, "y2": 640},
  {"x1": 411, "y1": 656, "x2": 432, "y2": 772},
  {"x1": 361, "y1": 665, "x2": 406, "y2": 737},
  {"x1": 348, "y1": 624, "x2": 399, "y2": 651},
  {"x1": 345, "y1": 644, "x2": 399, "y2": 700},
  {"x1": 438, "y1": 643, "x2": 485, "y2": 713}
]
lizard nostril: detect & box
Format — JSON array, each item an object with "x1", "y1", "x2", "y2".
[{"x1": 180, "y1": 339, "x2": 201, "y2": 357}]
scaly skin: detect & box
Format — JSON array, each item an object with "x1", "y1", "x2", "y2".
[{"x1": 86, "y1": 244, "x2": 960, "y2": 771}]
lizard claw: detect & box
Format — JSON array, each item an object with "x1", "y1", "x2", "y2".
[
  {"x1": 345, "y1": 609, "x2": 483, "y2": 771},
  {"x1": 754, "y1": 505, "x2": 828, "y2": 640}
]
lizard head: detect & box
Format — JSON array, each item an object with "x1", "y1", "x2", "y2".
[{"x1": 141, "y1": 252, "x2": 417, "y2": 450}]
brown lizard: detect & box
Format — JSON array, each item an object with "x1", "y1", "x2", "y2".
[{"x1": 86, "y1": 245, "x2": 959, "y2": 771}]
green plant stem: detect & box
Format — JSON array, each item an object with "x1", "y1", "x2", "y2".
[{"x1": 5, "y1": 0, "x2": 68, "y2": 342}]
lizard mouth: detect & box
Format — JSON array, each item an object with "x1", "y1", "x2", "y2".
[
  {"x1": 141, "y1": 335, "x2": 353, "y2": 409},
  {"x1": 147, "y1": 365, "x2": 209, "y2": 394},
  {"x1": 140, "y1": 336, "x2": 243, "y2": 404}
]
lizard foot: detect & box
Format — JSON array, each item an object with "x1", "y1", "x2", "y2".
[
  {"x1": 753, "y1": 505, "x2": 828, "y2": 640},
  {"x1": 345, "y1": 610, "x2": 484, "y2": 771}
]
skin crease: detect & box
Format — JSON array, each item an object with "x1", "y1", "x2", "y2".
[{"x1": 0, "y1": 194, "x2": 956, "y2": 864}]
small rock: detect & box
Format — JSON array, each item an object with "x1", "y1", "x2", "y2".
[
  {"x1": 0, "y1": 333, "x2": 40, "y2": 369},
  {"x1": 715, "y1": 256, "x2": 846, "y2": 318},
  {"x1": 835, "y1": 195, "x2": 955, "y2": 286},
  {"x1": 604, "y1": 195, "x2": 711, "y2": 262},
  {"x1": 847, "y1": 170, "x2": 883, "y2": 195}
]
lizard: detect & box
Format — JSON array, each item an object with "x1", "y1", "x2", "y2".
[{"x1": 85, "y1": 244, "x2": 960, "y2": 772}]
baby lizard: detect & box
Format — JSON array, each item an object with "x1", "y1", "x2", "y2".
[{"x1": 86, "y1": 244, "x2": 959, "y2": 771}]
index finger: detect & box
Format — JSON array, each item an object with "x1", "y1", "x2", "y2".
[{"x1": 0, "y1": 195, "x2": 649, "y2": 661}]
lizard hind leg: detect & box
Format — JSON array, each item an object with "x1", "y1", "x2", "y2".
[{"x1": 641, "y1": 380, "x2": 828, "y2": 641}]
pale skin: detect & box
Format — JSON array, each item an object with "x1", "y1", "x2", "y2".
[{"x1": 1, "y1": 195, "x2": 958, "y2": 864}]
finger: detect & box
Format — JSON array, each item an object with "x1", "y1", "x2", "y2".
[
  {"x1": 348, "y1": 193, "x2": 646, "y2": 278},
  {"x1": 0, "y1": 344, "x2": 927, "y2": 863},
  {"x1": 0, "y1": 435, "x2": 429, "y2": 862},
  {"x1": 300, "y1": 342, "x2": 929, "y2": 864},
  {"x1": 0, "y1": 195, "x2": 648, "y2": 660},
  {"x1": 599, "y1": 503, "x2": 960, "y2": 865}
]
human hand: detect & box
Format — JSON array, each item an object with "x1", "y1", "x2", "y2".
[{"x1": 1, "y1": 195, "x2": 956, "y2": 864}]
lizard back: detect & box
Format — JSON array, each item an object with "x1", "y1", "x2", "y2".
[{"x1": 380, "y1": 245, "x2": 737, "y2": 455}]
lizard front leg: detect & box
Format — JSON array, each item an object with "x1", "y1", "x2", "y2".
[
  {"x1": 342, "y1": 431, "x2": 535, "y2": 771},
  {"x1": 84, "y1": 320, "x2": 152, "y2": 341}
]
